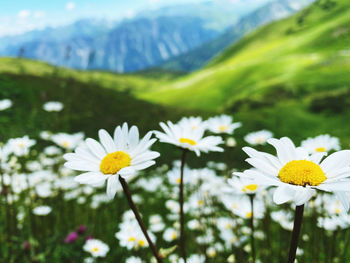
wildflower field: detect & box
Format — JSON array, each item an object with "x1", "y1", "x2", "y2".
[{"x1": 1, "y1": 93, "x2": 350, "y2": 263}]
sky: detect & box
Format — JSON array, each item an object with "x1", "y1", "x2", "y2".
[{"x1": 0, "y1": 0, "x2": 271, "y2": 37}]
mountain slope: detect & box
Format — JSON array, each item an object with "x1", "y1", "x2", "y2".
[
  {"x1": 143, "y1": 0, "x2": 350, "y2": 109},
  {"x1": 159, "y1": 0, "x2": 314, "y2": 71},
  {"x1": 138, "y1": 0, "x2": 350, "y2": 144}
]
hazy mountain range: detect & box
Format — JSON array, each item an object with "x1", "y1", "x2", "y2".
[
  {"x1": 160, "y1": 0, "x2": 314, "y2": 71},
  {"x1": 0, "y1": 0, "x2": 313, "y2": 72}
]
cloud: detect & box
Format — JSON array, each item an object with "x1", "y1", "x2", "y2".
[
  {"x1": 33, "y1": 11, "x2": 46, "y2": 19},
  {"x1": 124, "y1": 10, "x2": 136, "y2": 19},
  {"x1": 66, "y1": 2, "x2": 76, "y2": 11},
  {"x1": 18, "y1": 10, "x2": 31, "y2": 19}
]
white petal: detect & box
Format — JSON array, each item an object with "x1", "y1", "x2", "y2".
[
  {"x1": 273, "y1": 185, "x2": 295, "y2": 205},
  {"x1": 98, "y1": 129, "x2": 116, "y2": 153},
  {"x1": 119, "y1": 166, "x2": 135, "y2": 175},
  {"x1": 64, "y1": 161, "x2": 99, "y2": 172},
  {"x1": 128, "y1": 126, "x2": 139, "y2": 149},
  {"x1": 85, "y1": 138, "x2": 106, "y2": 159},
  {"x1": 245, "y1": 158, "x2": 278, "y2": 176},
  {"x1": 268, "y1": 138, "x2": 295, "y2": 165},
  {"x1": 106, "y1": 175, "x2": 119, "y2": 199},
  {"x1": 293, "y1": 187, "x2": 315, "y2": 206},
  {"x1": 74, "y1": 172, "x2": 108, "y2": 186},
  {"x1": 131, "y1": 151, "x2": 160, "y2": 165},
  {"x1": 321, "y1": 150, "x2": 350, "y2": 174},
  {"x1": 309, "y1": 152, "x2": 326, "y2": 164},
  {"x1": 316, "y1": 181, "x2": 350, "y2": 192},
  {"x1": 133, "y1": 161, "x2": 156, "y2": 170}
]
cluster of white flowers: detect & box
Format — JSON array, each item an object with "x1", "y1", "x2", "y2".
[
  {"x1": 2, "y1": 113, "x2": 350, "y2": 262},
  {"x1": 115, "y1": 211, "x2": 156, "y2": 250}
]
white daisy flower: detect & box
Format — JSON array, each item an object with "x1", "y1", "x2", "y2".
[
  {"x1": 43, "y1": 101, "x2": 64, "y2": 112},
  {"x1": 83, "y1": 239, "x2": 110, "y2": 258},
  {"x1": 178, "y1": 116, "x2": 207, "y2": 131},
  {"x1": 0, "y1": 99, "x2": 12, "y2": 111},
  {"x1": 51, "y1": 132, "x2": 84, "y2": 150},
  {"x1": 154, "y1": 121, "x2": 223, "y2": 156},
  {"x1": 116, "y1": 220, "x2": 155, "y2": 250},
  {"x1": 227, "y1": 173, "x2": 261, "y2": 195},
  {"x1": 149, "y1": 214, "x2": 165, "y2": 232},
  {"x1": 32, "y1": 205, "x2": 52, "y2": 216},
  {"x1": 64, "y1": 123, "x2": 160, "y2": 199},
  {"x1": 317, "y1": 214, "x2": 350, "y2": 231},
  {"x1": 244, "y1": 130, "x2": 273, "y2": 145},
  {"x1": 7, "y1": 136, "x2": 36, "y2": 156},
  {"x1": 301, "y1": 134, "x2": 340, "y2": 154},
  {"x1": 237, "y1": 137, "x2": 350, "y2": 209},
  {"x1": 222, "y1": 195, "x2": 264, "y2": 219},
  {"x1": 206, "y1": 115, "x2": 241, "y2": 134},
  {"x1": 163, "y1": 227, "x2": 179, "y2": 242}
]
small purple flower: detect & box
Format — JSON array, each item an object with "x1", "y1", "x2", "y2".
[
  {"x1": 23, "y1": 241, "x2": 31, "y2": 251},
  {"x1": 77, "y1": 225, "x2": 87, "y2": 235},
  {"x1": 65, "y1": 232, "x2": 78, "y2": 243}
]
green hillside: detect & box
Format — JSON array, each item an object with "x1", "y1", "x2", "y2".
[
  {"x1": 0, "y1": 58, "x2": 191, "y2": 141},
  {"x1": 140, "y1": 0, "x2": 350, "y2": 110},
  {"x1": 136, "y1": 0, "x2": 350, "y2": 145}
]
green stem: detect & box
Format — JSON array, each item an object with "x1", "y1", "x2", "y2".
[{"x1": 287, "y1": 205, "x2": 304, "y2": 263}]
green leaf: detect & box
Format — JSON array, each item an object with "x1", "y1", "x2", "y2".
[{"x1": 159, "y1": 245, "x2": 177, "y2": 258}]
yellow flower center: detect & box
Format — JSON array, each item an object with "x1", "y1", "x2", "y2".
[
  {"x1": 176, "y1": 178, "x2": 182, "y2": 184},
  {"x1": 208, "y1": 250, "x2": 216, "y2": 257},
  {"x1": 179, "y1": 138, "x2": 196, "y2": 146},
  {"x1": 315, "y1": 147, "x2": 326, "y2": 152},
  {"x1": 219, "y1": 125, "x2": 229, "y2": 132},
  {"x1": 92, "y1": 247, "x2": 99, "y2": 252},
  {"x1": 62, "y1": 141, "x2": 70, "y2": 148},
  {"x1": 255, "y1": 137, "x2": 264, "y2": 144},
  {"x1": 128, "y1": 237, "x2": 136, "y2": 242},
  {"x1": 278, "y1": 160, "x2": 326, "y2": 186},
  {"x1": 198, "y1": 200, "x2": 204, "y2": 206},
  {"x1": 335, "y1": 208, "x2": 341, "y2": 214},
  {"x1": 246, "y1": 212, "x2": 252, "y2": 218},
  {"x1": 138, "y1": 240, "x2": 146, "y2": 247},
  {"x1": 171, "y1": 233, "x2": 177, "y2": 240},
  {"x1": 242, "y1": 184, "x2": 258, "y2": 193},
  {"x1": 100, "y1": 151, "x2": 131, "y2": 175}
]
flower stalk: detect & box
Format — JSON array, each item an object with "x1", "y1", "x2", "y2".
[
  {"x1": 287, "y1": 204, "x2": 305, "y2": 263},
  {"x1": 118, "y1": 175, "x2": 163, "y2": 263}
]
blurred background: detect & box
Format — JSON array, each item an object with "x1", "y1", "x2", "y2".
[{"x1": 1, "y1": 0, "x2": 349, "y2": 150}]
